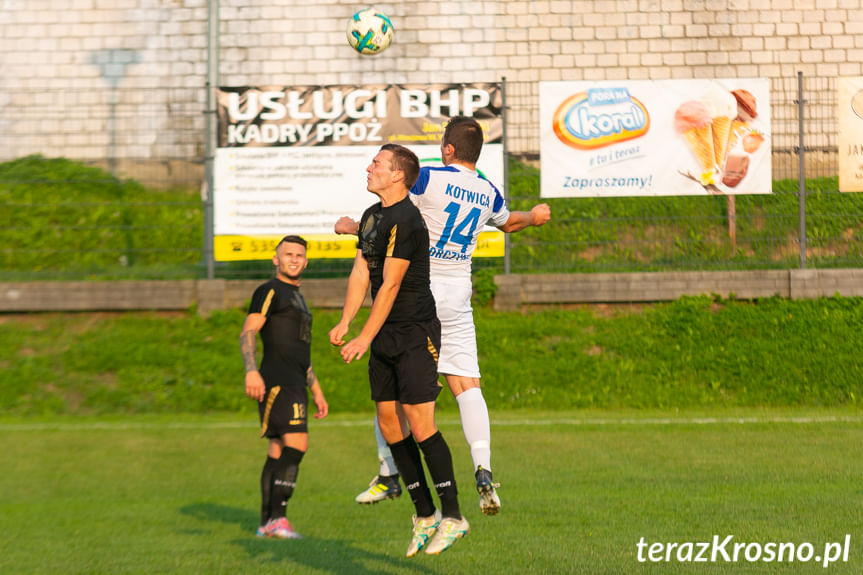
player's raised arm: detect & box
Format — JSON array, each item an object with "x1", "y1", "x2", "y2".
[
  {"x1": 340, "y1": 255, "x2": 409, "y2": 364},
  {"x1": 329, "y1": 249, "x2": 370, "y2": 347},
  {"x1": 497, "y1": 202, "x2": 551, "y2": 233},
  {"x1": 334, "y1": 216, "x2": 359, "y2": 235}
]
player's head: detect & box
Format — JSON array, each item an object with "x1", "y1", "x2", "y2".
[
  {"x1": 272, "y1": 235, "x2": 308, "y2": 283},
  {"x1": 442, "y1": 115, "x2": 484, "y2": 165},
  {"x1": 368, "y1": 144, "x2": 419, "y2": 193}
]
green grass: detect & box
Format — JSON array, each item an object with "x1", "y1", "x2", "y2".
[
  {"x1": 3, "y1": 155, "x2": 863, "y2": 279},
  {"x1": 1, "y1": 410, "x2": 861, "y2": 574},
  {"x1": 2, "y1": 297, "x2": 862, "y2": 573},
  {"x1": 0, "y1": 155, "x2": 203, "y2": 280},
  {"x1": 2, "y1": 297, "x2": 862, "y2": 416}
]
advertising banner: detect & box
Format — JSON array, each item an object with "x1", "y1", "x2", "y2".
[
  {"x1": 839, "y1": 77, "x2": 863, "y2": 192},
  {"x1": 539, "y1": 79, "x2": 771, "y2": 198},
  {"x1": 214, "y1": 83, "x2": 504, "y2": 261}
]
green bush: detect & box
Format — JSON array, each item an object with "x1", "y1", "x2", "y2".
[
  {"x1": 2, "y1": 155, "x2": 863, "y2": 278},
  {"x1": 0, "y1": 155, "x2": 202, "y2": 279},
  {"x1": 1, "y1": 299, "x2": 861, "y2": 415}
]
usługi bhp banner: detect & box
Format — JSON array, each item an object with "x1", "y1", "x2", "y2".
[
  {"x1": 214, "y1": 83, "x2": 504, "y2": 261},
  {"x1": 539, "y1": 79, "x2": 771, "y2": 198},
  {"x1": 839, "y1": 77, "x2": 863, "y2": 193}
]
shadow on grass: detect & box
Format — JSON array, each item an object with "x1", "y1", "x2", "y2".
[{"x1": 180, "y1": 502, "x2": 437, "y2": 575}]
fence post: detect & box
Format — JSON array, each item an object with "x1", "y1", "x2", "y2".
[
  {"x1": 202, "y1": 0, "x2": 220, "y2": 280},
  {"x1": 502, "y1": 76, "x2": 511, "y2": 275},
  {"x1": 796, "y1": 71, "x2": 807, "y2": 270}
]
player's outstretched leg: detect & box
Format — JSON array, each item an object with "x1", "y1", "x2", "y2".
[
  {"x1": 415, "y1": 430, "x2": 468, "y2": 554},
  {"x1": 388, "y1": 434, "x2": 439, "y2": 556},
  {"x1": 475, "y1": 466, "x2": 501, "y2": 515},
  {"x1": 456, "y1": 387, "x2": 501, "y2": 514},
  {"x1": 355, "y1": 417, "x2": 403, "y2": 504}
]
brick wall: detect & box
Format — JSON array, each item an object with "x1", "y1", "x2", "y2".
[
  {"x1": 491, "y1": 268, "x2": 863, "y2": 310},
  {"x1": 0, "y1": 277, "x2": 366, "y2": 315},
  {"x1": 2, "y1": 0, "x2": 861, "y2": 182},
  {"x1": 2, "y1": 269, "x2": 861, "y2": 315}
]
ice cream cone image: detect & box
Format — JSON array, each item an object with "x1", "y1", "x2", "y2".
[
  {"x1": 674, "y1": 100, "x2": 715, "y2": 181},
  {"x1": 683, "y1": 124, "x2": 715, "y2": 173},
  {"x1": 727, "y1": 119, "x2": 749, "y2": 153},
  {"x1": 701, "y1": 85, "x2": 738, "y2": 168},
  {"x1": 712, "y1": 115, "x2": 731, "y2": 166}
]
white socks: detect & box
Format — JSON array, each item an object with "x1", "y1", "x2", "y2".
[
  {"x1": 373, "y1": 416, "x2": 399, "y2": 477},
  {"x1": 456, "y1": 387, "x2": 492, "y2": 472}
]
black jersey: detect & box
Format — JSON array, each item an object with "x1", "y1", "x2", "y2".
[
  {"x1": 358, "y1": 196, "x2": 436, "y2": 324},
  {"x1": 247, "y1": 278, "x2": 312, "y2": 388}
]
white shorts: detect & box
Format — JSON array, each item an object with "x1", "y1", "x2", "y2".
[{"x1": 430, "y1": 278, "x2": 480, "y2": 378}]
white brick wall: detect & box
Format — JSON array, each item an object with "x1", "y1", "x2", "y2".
[{"x1": 1, "y1": 0, "x2": 861, "y2": 183}]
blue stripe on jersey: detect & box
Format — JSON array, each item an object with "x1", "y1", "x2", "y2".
[
  {"x1": 486, "y1": 180, "x2": 505, "y2": 212},
  {"x1": 474, "y1": 170, "x2": 506, "y2": 213},
  {"x1": 411, "y1": 165, "x2": 459, "y2": 196}
]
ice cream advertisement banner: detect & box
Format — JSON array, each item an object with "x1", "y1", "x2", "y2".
[
  {"x1": 213, "y1": 83, "x2": 504, "y2": 261},
  {"x1": 539, "y1": 79, "x2": 771, "y2": 198},
  {"x1": 838, "y1": 77, "x2": 863, "y2": 193}
]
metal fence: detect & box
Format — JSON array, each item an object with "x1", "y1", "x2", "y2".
[{"x1": 2, "y1": 74, "x2": 861, "y2": 282}]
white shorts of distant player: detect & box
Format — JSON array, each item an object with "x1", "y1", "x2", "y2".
[{"x1": 430, "y1": 277, "x2": 480, "y2": 379}]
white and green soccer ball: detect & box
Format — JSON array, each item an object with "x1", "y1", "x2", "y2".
[{"x1": 347, "y1": 8, "x2": 394, "y2": 55}]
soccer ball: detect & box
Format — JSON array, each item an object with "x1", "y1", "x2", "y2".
[{"x1": 347, "y1": 8, "x2": 394, "y2": 55}]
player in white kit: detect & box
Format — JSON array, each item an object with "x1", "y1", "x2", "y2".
[{"x1": 337, "y1": 116, "x2": 551, "y2": 515}]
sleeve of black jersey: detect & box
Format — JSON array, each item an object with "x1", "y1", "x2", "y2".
[
  {"x1": 248, "y1": 283, "x2": 276, "y2": 317},
  {"x1": 357, "y1": 204, "x2": 377, "y2": 251},
  {"x1": 387, "y1": 212, "x2": 424, "y2": 261}
]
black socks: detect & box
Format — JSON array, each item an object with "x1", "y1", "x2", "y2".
[
  {"x1": 389, "y1": 431, "x2": 461, "y2": 520},
  {"x1": 388, "y1": 434, "x2": 435, "y2": 518},
  {"x1": 259, "y1": 456, "x2": 279, "y2": 525},
  {"x1": 261, "y1": 446, "x2": 305, "y2": 523},
  {"x1": 418, "y1": 431, "x2": 461, "y2": 519}
]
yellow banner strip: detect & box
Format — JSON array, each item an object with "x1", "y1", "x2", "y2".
[{"x1": 214, "y1": 231, "x2": 504, "y2": 262}]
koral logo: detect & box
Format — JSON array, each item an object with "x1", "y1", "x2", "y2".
[{"x1": 552, "y1": 87, "x2": 650, "y2": 150}]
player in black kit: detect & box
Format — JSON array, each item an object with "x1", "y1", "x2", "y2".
[
  {"x1": 329, "y1": 144, "x2": 468, "y2": 557},
  {"x1": 240, "y1": 235, "x2": 328, "y2": 539}
]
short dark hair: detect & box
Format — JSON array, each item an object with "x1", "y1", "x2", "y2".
[
  {"x1": 442, "y1": 116, "x2": 484, "y2": 164},
  {"x1": 381, "y1": 144, "x2": 420, "y2": 190},
  {"x1": 277, "y1": 235, "x2": 307, "y2": 250}
]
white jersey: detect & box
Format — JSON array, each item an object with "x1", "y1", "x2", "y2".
[{"x1": 409, "y1": 164, "x2": 510, "y2": 285}]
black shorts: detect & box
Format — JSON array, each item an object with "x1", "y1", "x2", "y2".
[
  {"x1": 258, "y1": 384, "x2": 308, "y2": 438},
  {"x1": 369, "y1": 318, "x2": 442, "y2": 405}
]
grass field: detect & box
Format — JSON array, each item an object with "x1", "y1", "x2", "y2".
[
  {"x1": 4, "y1": 298, "x2": 863, "y2": 416},
  {"x1": 2, "y1": 301, "x2": 861, "y2": 573},
  {"x1": 2, "y1": 409, "x2": 861, "y2": 575}
]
